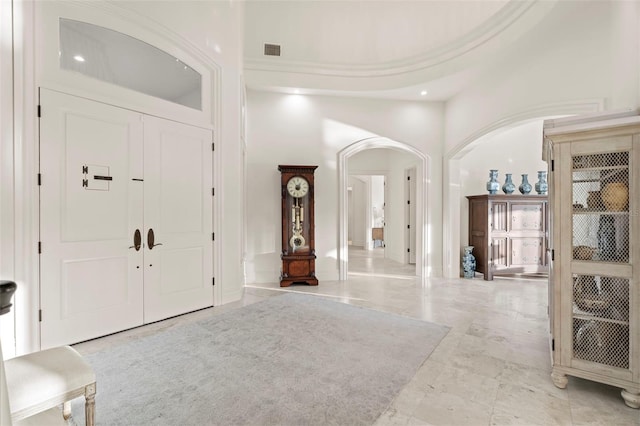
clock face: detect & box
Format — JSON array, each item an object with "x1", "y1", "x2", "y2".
[{"x1": 287, "y1": 176, "x2": 309, "y2": 198}]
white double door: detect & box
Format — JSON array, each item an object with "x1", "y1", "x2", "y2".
[{"x1": 39, "y1": 89, "x2": 213, "y2": 349}]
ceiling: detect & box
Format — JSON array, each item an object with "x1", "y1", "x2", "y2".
[{"x1": 243, "y1": 0, "x2": 559, "y2": 101}]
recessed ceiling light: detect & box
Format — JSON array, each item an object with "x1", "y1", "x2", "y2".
[
  {"x1": 420, "y1": 90, "x2": 428, "y2": 96},
  {"x1": 73, "y1": 55, "x2": 85, "y2": 62},
  {"x1": 293, "y1": 89, "x2": 301, "y2": 94}
]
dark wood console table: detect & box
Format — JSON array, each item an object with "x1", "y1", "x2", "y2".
[{"x1": 467, "y1": 194, "x2": 548, "y2": 280}]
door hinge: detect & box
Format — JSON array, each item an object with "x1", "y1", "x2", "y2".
[
  {"x1": 212, "y1": 233, "x2": 215, "y2": 241},
  {"x1": 407, "y1": 225, "x2": 410, "y2": 229},
  {"x1": 37, "y1": 173, "x2": 41, "y2": 186},
  {"x1": 407, "y1": 200, "x2": 410, "y2": 205},
  {"x1": 551, "y1": 160, "x2": 554, "y2": 172},
  {"x1": 38, "y1": 242, "x2": 42, "y2": 254},
  {"x1": 551, "y1": 249, "x2": 555, "y2": 261},
  {"x1": 212, "y1": 277, "x2": 215, "y2": 286},
  {"x1": 407, "y1": 176, "x2": 410, "y2": 181},
  {"x1": 37, "y1": 105, "x2": 41, "y2": 117},
  {"x1": 551, "y1": 339, "x2": 555, "y2": 351},
  {"x1": 39, "y1": 309, "x2": 42, "y2": 322},
  {"x1": 212, "y1": 188, "x2": 215, "y2": 196},
  {"x1": 212, "y1": 142, "x2": 215, "y2": 151},
  {"x1": 407, "y1": 248, "x2": 410, "y2": 253}
]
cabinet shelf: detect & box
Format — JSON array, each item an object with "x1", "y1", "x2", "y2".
[
  {"x1": 572, "y1": 165, "x2": 628, "y2": 173},
  {"x1": 572, "y1": 209, "x2": 628, "y2": 215},
  {"x1": 572, "y1": 312, "x2": 629, "y2": 326}
]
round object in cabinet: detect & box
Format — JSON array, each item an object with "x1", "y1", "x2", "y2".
[{"x1": 601, "y1": 182, "x2": 628, "y2": 211}]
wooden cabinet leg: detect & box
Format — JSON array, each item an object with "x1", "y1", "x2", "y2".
[
  {"x1": 551, "y1": 371, "x2": 568, "y2": 389},
  {"x1": 621, "y1": 389, "x2": 640, "y2": 409}
]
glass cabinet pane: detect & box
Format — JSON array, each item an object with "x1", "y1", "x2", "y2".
[
  {"x1": 573, "y1": 317, "x2": 629, "y2": 368},
  {"x1": 572, "y1": 152, "x2": 629, "y2": 263}
]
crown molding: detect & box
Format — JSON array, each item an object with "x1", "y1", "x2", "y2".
[
  {"x1": 245, "y1": 0, "x2": 553, "y2": 80},
  {"x1": 446, "y1": 98, "x2": 605, "y2": 160}
]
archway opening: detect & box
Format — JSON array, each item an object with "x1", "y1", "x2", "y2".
[
  {"x1": 338, "y1": 137, "x2": 430, "y2": 281},
  {"x1": 442, "y1": 100, "x2": 603, "y2": 278}
]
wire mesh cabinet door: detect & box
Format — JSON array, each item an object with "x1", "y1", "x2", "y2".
[{"x1": 545, "y1": 112, "x2": 640, "y2": 409}]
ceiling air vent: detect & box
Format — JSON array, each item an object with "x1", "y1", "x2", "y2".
[{"x1": 264, "y1": 43, "x2": 281, "y2": 57}]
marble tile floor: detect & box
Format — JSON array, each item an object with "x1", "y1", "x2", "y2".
[{"x1": 74, "y1": 247, "x2": 639, "y2": 425}]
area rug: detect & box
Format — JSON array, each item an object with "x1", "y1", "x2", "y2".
[{"x1": 71, "y1": 293, "x2": 449, "y2": 425}]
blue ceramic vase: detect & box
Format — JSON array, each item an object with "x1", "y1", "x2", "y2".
[
  {"x1": 462, "y1": 246, "x2": 476, "y2": 278},
  {"x1": 535, "y1": 171, "x2": 548, "y2": 195},
  {"x1": 486, "y1": 170, "x2": 500, "y2": 194},
  {"x1": 502, "y1": 173, "x2": 516, "y2": 194},
  {"x1": 519, "y1": 174, "x2": 532, "y2": 195}
]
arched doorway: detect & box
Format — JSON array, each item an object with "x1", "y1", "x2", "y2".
[
  {"x1": 441, "y1": 100, "x2": 604, "y2": 278},
  {"x1": 338, "y1": 137, "x2": 430, "y2": 281}
]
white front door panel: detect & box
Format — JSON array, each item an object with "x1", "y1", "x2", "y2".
[
  {"x1": 40, "y1": 89, "x2": 144, "y2": 349},
  {"x1": 143, "y1": 116, "x2": 213, "y2": 323},
  {"x1": 39, "y1": 90, "x2": 213, "y2": 348}
]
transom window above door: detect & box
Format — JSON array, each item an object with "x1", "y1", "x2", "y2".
[{"x1": 59, "y1": 18, "x2": 202, "y2": 110}]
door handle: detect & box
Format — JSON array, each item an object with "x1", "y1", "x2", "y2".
[
  {"x1": 129, "y1": 229, "x2": 141, "y2": 251},
  {"x1": 147, "y1": 228, "x2": 163, "y2": 250}
]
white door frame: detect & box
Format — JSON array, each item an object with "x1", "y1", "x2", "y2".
[
  {"x1": 9, "y1": 0, "x2": 222, "y2": 354},
  {"x1": 405, "y1": 166, "x2": 417, "y2": 264},
  {"x1": 338, "y1": 137, "x2": 430, "y2": 280}
]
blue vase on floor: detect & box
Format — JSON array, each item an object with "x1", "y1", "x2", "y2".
[
  {"x1": 486, "y1": 170, "x2": 500, "y2": 194},
  {"x1": 519, "y1": 174, "x2": 532, "y2": 195},
  {"x1": 462, "y1": 246, "x2": 476, "y2": 278},
  {"x1": 535, "y1": 171, "x2": 548, "y2": 195},
  {"x1": 502, "y1": 173, "x2": 516, "y2": 194}
]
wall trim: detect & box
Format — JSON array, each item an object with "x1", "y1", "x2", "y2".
[
  {"x1": 0, "y1": 0, "x2": 17, "y2": 357},
  {"x1": 442, "y1": 98, "x2": 605, "y2": 278},
  {"x1": 245, "y1": 0, "x2": 541, "y2": 79},
  {"x1": 338, "y1": 137, "x2": 430, "y2": 281}
]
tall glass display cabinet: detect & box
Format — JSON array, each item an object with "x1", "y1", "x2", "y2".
[{"x1": 543, "y1": 110, "x2": 640, "y2": 408}]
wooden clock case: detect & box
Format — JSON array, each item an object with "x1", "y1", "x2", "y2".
[{"x1": 278, "y1": 165, "x2": 318, "y2": 287}]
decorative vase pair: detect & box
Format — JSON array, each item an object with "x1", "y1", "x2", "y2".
[{"x1": 486, "y1": 170, "x2": 547, "y2": 195}]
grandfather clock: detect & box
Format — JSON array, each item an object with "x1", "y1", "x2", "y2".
[{"x1": 278, "y1": 165, "x2": 318, "y2": 287}]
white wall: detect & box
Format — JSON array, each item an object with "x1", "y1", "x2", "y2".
[
  {"x1": 0, "y1": 0, "x2": 16, "y2": 356},
  {"x1": 371, "y1": 176, "x2": 384, "y2": 229},
  {"x1": 348, "y1": 176, "x2": 367, "y2": 247},
  {"x1": 445, "y1": 0, "x2": 616, "y2": 153},
  {"x1": 245, "y1": 91, "x2": 443, "y2": 282}
]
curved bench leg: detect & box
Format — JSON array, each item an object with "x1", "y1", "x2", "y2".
[
  {"x1": 85, "y1": 382, "x2": 96, "y2": 426},
  {"x1": 63, "y1": 401, "x2": 71, "y2": 419}
]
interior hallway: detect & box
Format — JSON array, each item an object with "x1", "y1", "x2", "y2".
[
  {"x1": 73, "y1": 248, "x2": 638, "y2": 425},
  {"x1": 348, "y1": 246, "x2": 415, "y2": 279}
]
